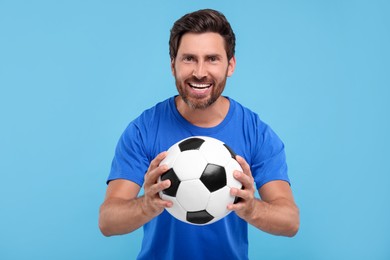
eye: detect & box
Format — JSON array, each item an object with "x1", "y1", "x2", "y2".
[
  {"x1": 183, "y1": 56, "x2": 194, "y2": 63},
  {"x1": 208, "y1": 56, "x2": 219, "y2": 63}
]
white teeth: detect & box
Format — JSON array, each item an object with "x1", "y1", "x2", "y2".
[{"x1": 189, "y1": 83, "x2": 211, "y2": 89}]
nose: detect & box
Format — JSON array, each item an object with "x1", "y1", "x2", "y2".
[{"x1": 192, "y1": 61, "x2": 207, "y2": 79}]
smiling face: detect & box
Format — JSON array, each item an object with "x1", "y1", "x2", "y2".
[{"x1": 171, "y1": 32, "x2": 236, "y2": 110}]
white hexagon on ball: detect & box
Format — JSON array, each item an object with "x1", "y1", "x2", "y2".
[
  {"x1": 173, "y1": 150, "x2": 208, "y2": 181},
  {"x1": 225, "y1": 159, "x2": 243, "y2": 189},
  {"x1": 160, "y1": 194, "x2": 187, "y2": 222},
  {"x1": 198, "y1": 137, "x2": 232, "y2": 167},
  {"x1": 206, "y1": 186, "x2": 233, "y2": 220},
  {"x1": 176, "y1": 179, "x2": 210, "y2": 212},
  {"x1": 160, "y1": 144, "x2": 181, "y2": 168}
]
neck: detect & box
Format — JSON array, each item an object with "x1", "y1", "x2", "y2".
[{"x1": 175, "y1": 96, "x2": 230, "y2": 128}]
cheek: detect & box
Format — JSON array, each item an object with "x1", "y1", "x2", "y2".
[
  {"x1": 173, "y1": 66, "x2": 192, "y2": 81},
  {"x1": 208, "y1": 64, "x2": 229, "y2": 77},
  {"x1": 210, "y1": 69, "x2": 229, "y2": 82}
]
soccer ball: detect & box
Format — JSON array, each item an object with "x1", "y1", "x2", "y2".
[{"x1": 158, "y1": 136, "x2": 242, "y2": 225}]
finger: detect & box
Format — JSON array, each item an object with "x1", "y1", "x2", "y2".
[
  {"x1": 232, "y1": 182, "x2": 256, "y2": 208},
  {"x1": 144, "y1": 166, "x2": 169, "y2": 190},
  {"x1": 159, "y1": 192, "x2": 173, "y2": 208},
  {"x1": 148, "y1": 151, "x2": 168, "y2": 171},
  {"x1": 157, "y1": 197, "x2": 173, "y2": 208},
  {"x1": 236, "y1": 155, "x2": 251, "y2": 175},
  {"x1": 233, "y1": 170, "x2": 252, "y2": 189},
  {"x1": 145, "y1": 156, "x2": 169, "y2": 185},
  {"x1": 227, "y1": 202, "x2": 244, "y2": 211},
  {"x1": 153, "y1": 179, "x2": 171, "y2": 194},
  {"x1": 227, "y1": 197, "x2": 244, "y2": 211},
  {"x1": 230, "y1": 187, "x2": 249, "y2": 201},
  {"x1": 148, "y1": 181, "x2": 173, "y2": 208},
  {"x1": 144, "y1": 180, "x2": 171, "y2": 198}
]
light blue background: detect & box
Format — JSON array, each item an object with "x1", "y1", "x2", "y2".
[{"x1": 1, "y1": 1, "x2": 389, "y2": 259}]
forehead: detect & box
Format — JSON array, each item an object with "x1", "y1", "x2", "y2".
[{"x1": 177, "y1": 32, "x2": 227, "y2": 56}]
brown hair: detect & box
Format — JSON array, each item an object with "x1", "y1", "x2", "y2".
[{"x1": 169, "y1": 9, "x2": 236, "y2": 60}]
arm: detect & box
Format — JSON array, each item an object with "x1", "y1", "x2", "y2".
[
  {"x1": 228, "y1": 156, "x2": 300, "y2": 237},
  {"x1": 99, "y1": 152, "x2": 172, "y2": 236}
]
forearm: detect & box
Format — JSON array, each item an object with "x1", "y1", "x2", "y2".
[
  {"x1": 246, "y1": 198, "x2": 299, "y2": 237},
  {"x1": 99, "y1": 196, "x2": 153, "y2": 236}
]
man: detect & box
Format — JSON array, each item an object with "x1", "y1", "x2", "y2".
[{"x1": 99, "y1": 9, "x2": 299, "y2": 259}]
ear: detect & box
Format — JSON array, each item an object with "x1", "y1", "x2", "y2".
[
  {"x1": 227, "y1": 56, "x2": 236, "y2": 77},
  {"x1": 170, "y1": 58, "x2": 176, "y2": 76}
]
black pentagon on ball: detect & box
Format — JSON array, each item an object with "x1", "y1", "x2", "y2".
[
  {"x1": 178, "y1": 137, "x2": 205, "y2": 151},
  {"x1": 161, "y1": 168, "x2": 181, "y2": 197},
  {"x1": 200, "y1": 163, "x2": 227, "y2": 192},
  {"x1": 187, "y1": 210, "x2": 214, "y2": 224}
]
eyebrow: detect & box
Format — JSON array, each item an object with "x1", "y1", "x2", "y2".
[{"x1": 180, "y1": 53, "x2": 224, "y2": 58}]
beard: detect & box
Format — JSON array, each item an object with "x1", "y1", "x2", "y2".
[{"x1": 174, "y1": 76, "x2": 228, "y2": 110}]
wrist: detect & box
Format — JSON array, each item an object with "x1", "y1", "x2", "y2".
[
  {"x1": 245, "y1": 198, "x2": 266, "y2": 225},
  {"x1": 139, "y1": 196, "x2": 161, "y2": 219}
]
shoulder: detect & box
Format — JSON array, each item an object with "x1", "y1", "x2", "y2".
[
  {"x1": 228, "y1": 97, "x2": 268, "y2": 132},
  {"x1": 120, "y1": 97, "x2": 178, "y2": 157},
  {"x1": 138, "y1": 97, "x2": 173, "y2": 122},
  {"x1": 227, "y1": 97, "x2": 284, "y2": 154},
  {"x1": 126, "y1": 97, "x2": 173, "y2": 131},
  {"x1": 118, "y1": 97, "x2": 173, "y2": 148}
]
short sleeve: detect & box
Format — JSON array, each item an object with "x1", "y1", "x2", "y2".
[
  {"x1": 251, "y1": 123, "x2": 289, "y2": 190},
  {"x1": 107, "y1": 122, "x2": 150, "y2": 187}
]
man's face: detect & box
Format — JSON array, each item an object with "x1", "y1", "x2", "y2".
[{"x1": 171, "y1": 32, "x2": 236, "y2": 110}]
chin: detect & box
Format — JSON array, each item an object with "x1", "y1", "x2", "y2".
[{"x1": 184, "y1": 96, "x2": 218, "y2": 110}]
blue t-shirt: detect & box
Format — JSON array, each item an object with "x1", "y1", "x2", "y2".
[{"x1": 108, "y1": 96, "x2": 289, "y2": 260}]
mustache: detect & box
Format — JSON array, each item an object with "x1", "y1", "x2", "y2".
[{"x1": 186, "y1": 77, "x2": 214, "y2": 84}]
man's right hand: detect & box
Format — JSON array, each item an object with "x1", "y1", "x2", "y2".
[
  {"x1": 99, "y1": 151, "x2": 172, "y2": 236},
  {"x1": 141, "y1": 151, "x2": 173, "y2": 218}
]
